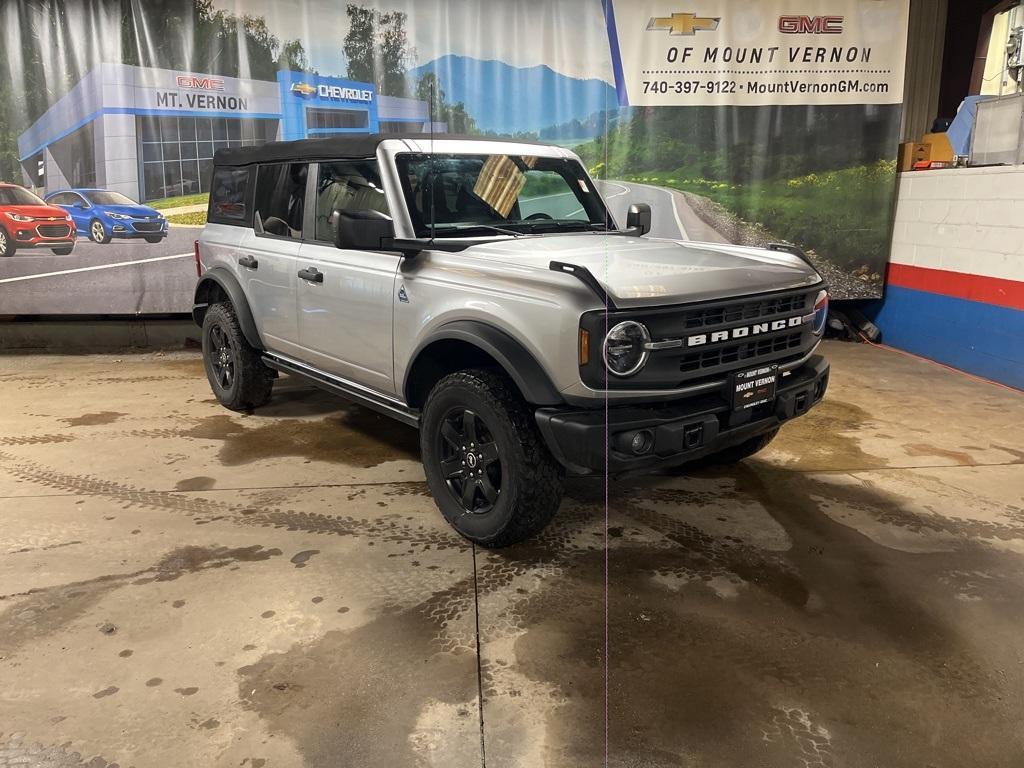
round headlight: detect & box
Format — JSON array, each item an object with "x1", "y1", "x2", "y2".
[
  {"x1": 603, "y1": 321, "x2": 650, "y2": 377},
  {"x1": 812, "y1": 289, "x2": 829, "y2": 335}
]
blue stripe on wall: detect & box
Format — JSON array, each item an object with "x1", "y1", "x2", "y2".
[{"x1": 871, "y1": 286, "x2": 1024, "y2": 390}]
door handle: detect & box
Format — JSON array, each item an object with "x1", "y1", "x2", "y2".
[
  {"x1": 238, "y1": 255, "x2": 258, "y2": 269},
  {"x1": 298, "y1": 266, "x2": 323, "y2": 283}
]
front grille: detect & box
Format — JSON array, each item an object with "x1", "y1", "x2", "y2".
[
  {"x1": 132, "y1": 221, "x2": 162, "y2": 232},
  {"x1": 679, "y1": 331, "x2": 803, "y2": 373},
  {"x1": 680, "y1": 292, "x2": 809, "y2": 329},
  {"x1": 36, "y1": 224, "x2": 72, "y2": 238}
]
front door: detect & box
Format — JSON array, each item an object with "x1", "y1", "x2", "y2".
[{"x1": 294, "y1": 160, "x2": 401, "y2": 395}]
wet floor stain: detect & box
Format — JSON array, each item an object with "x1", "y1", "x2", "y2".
[
  {"x1": 61, "y1": 411, "x2": 125, "y2": 427},
  {"x1": 238, "y1": 577, "x2": 478, "y2": 768},
  {"x1": 290, "y1": 550, "x2": 320, "y2": 568},
  {"x1": 770, "y1": 398, "x2": 888, "y2": 470},
  {"x1": 903, "y1": 443, "x2": 979, "y2": 466},
  {"x1": 175, "y1": 476, "x2": 216, "y2": 491},
  {"x1": 181, "y1": 408, "x2": 419, "y2": 468},
  {"x1": 478, "y1": 464, "x2": 1024, "y2": 766}
]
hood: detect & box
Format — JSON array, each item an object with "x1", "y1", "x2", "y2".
[
  {"x1": 2, "y1": 204, "x2": 72, "y2": 220},
  {"x1": 100, "y1": 204, "x2": 162, "y2": 218},
  {"x1": 461, "y1": 234, "x2": 822, "y2": 308}
]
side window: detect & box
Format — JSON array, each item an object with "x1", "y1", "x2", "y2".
[
  {"x1": 314, "y1": 160, "x2": 389, "y2": 243},
  {"x1": 209, "y1": 167, "x2": 251, "y2": 224},
  {"x1": 254, "y1": 162, "x2": 308, "y2": 239}
]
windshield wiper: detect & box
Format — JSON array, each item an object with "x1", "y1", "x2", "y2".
[
  {"x1": 516, "y1": 219, "x2": 609, "y2": 233},
  {"x1": 429, "y1": 223, "x2": 525, "y2": 238}
]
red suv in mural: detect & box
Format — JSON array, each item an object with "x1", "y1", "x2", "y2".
[{"x1": 0, "y1": 182, "x2": 76, "y2": 257}]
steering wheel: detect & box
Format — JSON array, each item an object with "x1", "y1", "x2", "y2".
[{"x1": 525, "y1": 212, "x2": 553, "y2": 220}]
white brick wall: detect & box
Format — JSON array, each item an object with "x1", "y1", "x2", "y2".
[{"x1": 891, "y1": 166, "x2": 1024, "y2": 282}]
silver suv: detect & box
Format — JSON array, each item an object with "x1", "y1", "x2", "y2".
[{"x1": 193, "y1": 135, "x2": 830, "y2": 546}]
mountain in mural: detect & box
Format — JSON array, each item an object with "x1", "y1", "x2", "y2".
[{"x1": 407, "y1": 54, "x2": 619, "y2": 134}]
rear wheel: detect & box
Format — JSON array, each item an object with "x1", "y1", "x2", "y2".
[
  {"x1": 0, "y1": 227, "x2": 15, "y2": 257},
  {"x1": 201, "y1": 302, "x2": 274, "y2": 411},
  {"x1": 144, "y1": 235, "x2": 163, "y2": 244},
  {"x1": 52, "y1": 246, "x2": 73, "y2": 256},
  {"x1": 89, "y1": 219, "x2": 111, "y2": 244},
  {"x1": 420, "y1": 369, "x2": 564, "y2": 547}
]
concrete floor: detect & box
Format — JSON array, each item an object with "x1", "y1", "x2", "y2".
[{"x1": 1, "y1": 340, "x2": 1023, "y2": 767}]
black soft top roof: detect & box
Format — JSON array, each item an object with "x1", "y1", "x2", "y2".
[{"x1": 214, "y1": 133, "x2": 552, "y2": 166}]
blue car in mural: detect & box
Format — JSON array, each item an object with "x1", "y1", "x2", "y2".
[{"x1": 44, "y1": 189, "x2": 168, "y2": 244}]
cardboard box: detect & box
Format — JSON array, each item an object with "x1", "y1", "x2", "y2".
[{"x1": 921, "y1": 132, "x2": 954, "y2": 163}]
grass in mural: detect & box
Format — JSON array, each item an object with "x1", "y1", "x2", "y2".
[
  {"x1": 148, "y1": 193, "x2": 210, "y2": 211},
  {"x1": 612, "y1": 161, "x2": 896, "y2": 271},
  {"x1": 166, "y1": 211, "x2": 207, "y2": 226}
]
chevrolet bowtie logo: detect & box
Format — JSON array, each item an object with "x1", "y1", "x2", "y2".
[
  {"x1": 290, "y1": 82, "x2": 317, "y2": 97},
  {"x1": 646, "y1": 12, "x2": 720, "y2": 35}
]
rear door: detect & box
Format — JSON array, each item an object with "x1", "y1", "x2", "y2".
[
  {"x1": 210, "y1": 163, "x2": 306, "y2": 358},
  {"x1": 294, "y1": 159, "x2": 401, "y2": 394}
]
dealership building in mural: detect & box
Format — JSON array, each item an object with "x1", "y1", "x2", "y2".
[{"x1": 16, "y1": 63, "x2": 437, "y2": 202}]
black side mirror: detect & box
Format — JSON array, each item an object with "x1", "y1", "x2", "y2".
[
  {"x1": 626, "y1": 203, "x2": 652, "y2": 236},
  {"x1": 335, "y1": 209, "x2": 395, "y2": 250}
]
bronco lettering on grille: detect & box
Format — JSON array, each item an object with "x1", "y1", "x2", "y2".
[{"x1": 685, "y1": 315, "x2": 804, "y2": 347}]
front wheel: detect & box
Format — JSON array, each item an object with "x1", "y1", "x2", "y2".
[
  {"x1": 52, "y1": 246, "x2": 74, "y2": 256},
  {"x1": 0, "y1": 227, "x2": 15, "y2": 257},
  {"x1": 201, "y1": 302, "x2": 274, "y2": 411},
  {"x1": 144, "y1": 235, "x2": 164, "y2": 244},
  {"x1": 420, "y1": 369, "x2": 564, "y2": 547},
  {"x1": 89, "y1": 219, "x2": 111, "y2": 244}
]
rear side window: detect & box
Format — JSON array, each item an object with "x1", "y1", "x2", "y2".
[
  {"x1": 253, "y1": 162, "x2": 308, "y2": 240},
  {"x1": 208, "y1": 167, "x2": 251, "y2": 225}
]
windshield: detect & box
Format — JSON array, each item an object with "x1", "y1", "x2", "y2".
[
  {"x1": 85, "y1": 191, "x2": 138, "y2": 206},
  {"x1": 396, "y1": 153, "x2": 610, "y2": 237},
  {"x1": 0, "y1": 186, "x2": 46, "y2": 206}
]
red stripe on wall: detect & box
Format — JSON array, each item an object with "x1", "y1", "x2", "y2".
[{"x1": 887, "y1": 263, "x2": 1024, "y2": 311}]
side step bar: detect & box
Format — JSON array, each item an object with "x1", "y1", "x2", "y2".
[{"x1": 261, "y1": 354, "x2": 420, "y2": 428}]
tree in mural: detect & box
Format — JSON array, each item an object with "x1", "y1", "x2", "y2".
[
  {"x1": 343, "y1": 5, "x2": 413, "y2": 97},
  {"x1": 413, "y1": 72, "x2": 477, "y2": 134},
  {"x1": 0, "y1": 0, "x2": 309, "y2": 182}
]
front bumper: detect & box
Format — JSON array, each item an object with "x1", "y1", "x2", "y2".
[
  {"x1": 108, "y1": 220, "x2": 167, "y2": 238},
  {"x1": 535, "y1": 354, "x2": 829, "y2": 475},
  {"x1": 9, "y1": 222, "x2": 76, "y2": 248}
]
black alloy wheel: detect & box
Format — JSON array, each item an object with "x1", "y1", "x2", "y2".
[
  {"x1": 437, "y1": 407, "x2": 502, "y2": 514},
  {"x1": 208, "y1": 322, "x2": 236, "y2": 391}
]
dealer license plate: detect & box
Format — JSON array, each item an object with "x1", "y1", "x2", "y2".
[{"x1": 731, "y1": 364, "x2": 778, "y2": 410}]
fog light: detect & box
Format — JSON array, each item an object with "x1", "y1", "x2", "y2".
[{"x1": 629, "y1": 429, "x2": 654, "y2": 455}]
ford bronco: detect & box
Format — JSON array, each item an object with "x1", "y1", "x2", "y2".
[{"x1": 193, "y1": 135, "x2": 829, "y2": 547}]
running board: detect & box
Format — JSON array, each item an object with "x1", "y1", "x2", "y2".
[{"x1": 261, "y1": 354, "x2": 420, "y2": 428}]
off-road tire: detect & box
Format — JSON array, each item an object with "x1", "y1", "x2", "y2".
[
  {"x1": 52, "y1": 246, "x2": 73, "y2": 256},
  {"x1": 89, "y1": 219, "x2": 111, "y2": 244},
  {"x1": 201, "y1": 302, "x2": 273, "y2": 411},
  {"x1": 0, "y1": 227, "x2": 15, "y2": 257},
  {"x1": 421, "y1": 369, "x2": 564, "y2": 547},
  {"x1": 706, "y1": 427, "x2": 779, "y2": 464}
]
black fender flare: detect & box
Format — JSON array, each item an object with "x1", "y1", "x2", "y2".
[
  {"x1": 406, "y1": 320, "x2": 563, "y2": 406},
  {"x1": 192, "y1": 267, "x2": 263, "y2": 350}
]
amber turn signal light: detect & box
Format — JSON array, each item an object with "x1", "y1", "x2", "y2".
[{"x1": 579, "y1": 329, "x2": 590, "y2": 365}]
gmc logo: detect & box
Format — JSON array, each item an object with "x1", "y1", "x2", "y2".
[
  {"x1": 175, "y1": 75, "x2": 225, "y2": 91},
  {"x1": 778, "y1": 15, "x2": 844, "y2": 34}
]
